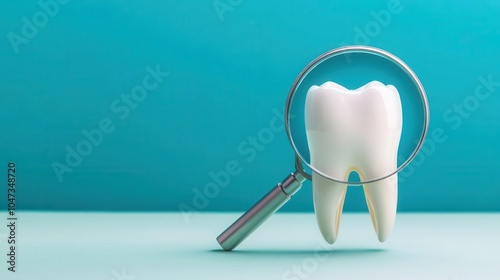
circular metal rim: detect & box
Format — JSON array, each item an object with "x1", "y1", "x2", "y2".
[{"x1": 284, "y1": 45, "x2": 430, "y2": 185}]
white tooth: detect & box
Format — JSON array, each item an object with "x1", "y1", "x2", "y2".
[{"x1": 305, "y1": 81, "x2": 402, "y2": 243}]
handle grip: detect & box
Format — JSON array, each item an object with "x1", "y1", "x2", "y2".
[{"x1": 216, "y1": 171, "x2": 307, "y2": 251}]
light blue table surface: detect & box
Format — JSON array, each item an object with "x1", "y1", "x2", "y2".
[{"x1": 0, "y1": 212, "x2": 499, "y2": 280}]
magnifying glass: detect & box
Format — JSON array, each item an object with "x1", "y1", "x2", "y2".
[{"x1": 216, "y1": 45, "x2": 430, "y2": 251}]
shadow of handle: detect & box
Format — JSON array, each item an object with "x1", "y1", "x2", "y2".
[{"x1": 216, "y1": 171, "x2": 306, "y2": 251}]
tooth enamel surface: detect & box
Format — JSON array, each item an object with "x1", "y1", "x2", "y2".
[{"x1": 305, "y1": 81, "x2": 402, "y2": 244}]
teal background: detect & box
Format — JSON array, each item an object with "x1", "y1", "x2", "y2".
[{"x1": 0, "y1": 0, "x2": 499, "y2": 212}]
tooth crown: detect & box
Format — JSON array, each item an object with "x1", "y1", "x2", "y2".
[
  {"x1": 305, "y1": 81, "x2": 403, "y2": 244},
  {"x1": 306, "y1": 81, "x2": 401, "y2": 133}
]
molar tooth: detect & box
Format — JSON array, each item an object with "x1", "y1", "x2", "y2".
[{"x1": 305, "y1": 81, "x2": 402, "y2": 243}]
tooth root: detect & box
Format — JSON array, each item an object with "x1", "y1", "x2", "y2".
[
  {"x1": 361, "y1": 159, "x2": 398, "y2": 242},
  {"x1": 363, "y1": 177, "x2": 397, "y2": 242},
  {"x1": 312, "y1": 172, "x2": 347, "y2": 244}
]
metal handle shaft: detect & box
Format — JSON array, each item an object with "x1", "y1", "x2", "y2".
[{"x1": 216, "y1": 171, "x2": 307, "y2": 251}]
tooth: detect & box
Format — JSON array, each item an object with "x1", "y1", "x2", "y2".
[{"x1": 305, "y1": 81, "x2": 402, "y2": 243}]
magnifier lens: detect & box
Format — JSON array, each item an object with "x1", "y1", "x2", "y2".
[{"x1": 288, "y1": 51, "x2": 426, "y2": 184}]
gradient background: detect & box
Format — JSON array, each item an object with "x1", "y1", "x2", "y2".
[{"x1": 1, "y1": 0, "x2": 499, "y2": 213}]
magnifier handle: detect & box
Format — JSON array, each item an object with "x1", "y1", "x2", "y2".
[{"x1": 216, "y1": 171, "x2": 307, "y2": 251}]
